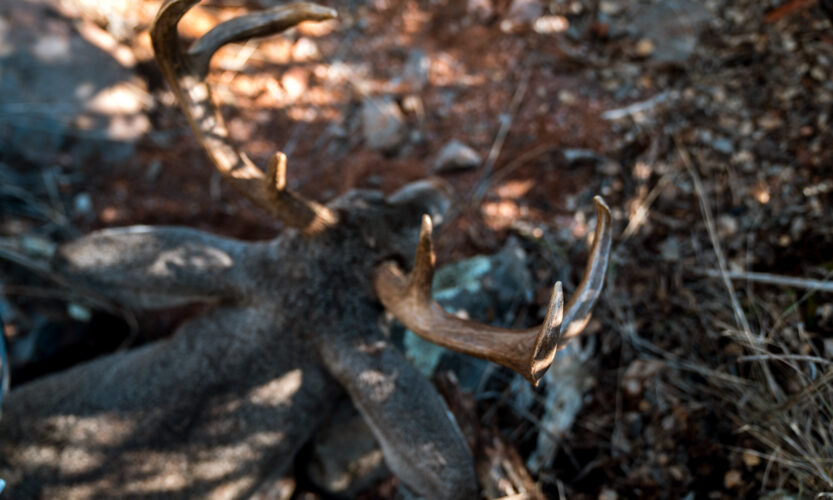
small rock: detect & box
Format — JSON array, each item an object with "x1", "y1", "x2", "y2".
[
  {"x1": 533, "y1": 15, "x2": 569, "y2": 35},
  {"x1": 711, "y1": 138, "x2": 735, "y2": 155},
  {"x1": 501, "y1": 0, "x2": 543, "y2": 31},
  {"x1": 507, "y1": 0, "x2": 543, "y2": 23},
  {"x1": 73, "y1": 193, "x2": 93, "y2": 216},
  {"x1": 598, "y1": 488, "x2": 618, "y2": 500},
  {"x1": 433, "y1": 140, "x2": 481, "y2": 172},
  {"x1": 717, "y1": 214, "x2": 739, "y2": 238},
  {"x1": 67, "y1": 303, "x2": 92, "y2": 323},
  {"x1": 635, "y1": 38, "x2": 655, "y2": 57},
  {"x1": 402, "y1": 50, "x2": 429, "y2": 91},
  {"x1": 599, "y1": 1, "x2": 623, "y2": 16},
  {"x1": 527, "y1": 341, "x2": 595, "y2": 473},
  {"x1": 400, "y1": 95, "x2": 424, "y2": 119},
  {"x1": 724, "y1": 469, "x2": 743, "y2": 489},
  {"x1": 823, "y1": 337, "x2": 833, "y2": 359},
  {"x1": 291, "y1": 37, "x2": 319, "y2": 61},
  {"x1": 361, "y1": 97, "x2": 407, "y2": 152},
  {"x1": 622, "y1": 359, "x2": 665, "y2": 396},
  {"x1": 758, "y1": 112, "x2": 783, "y2": 131},
  {"x1": 818, "y1": 304, "x2": 833, "y2": 330},
  {"x1": 558, "y1": 89, "x2": 577, "y2": 104},
  {"x1": 742, "y1": 450, "x2": 761, "y2": 468},
  {"x1": 660, "y1": 236, "x2": 681, "y2": 261},
  {"x1": 629, "y1": 0, "x2": 712, "y2": 63}
]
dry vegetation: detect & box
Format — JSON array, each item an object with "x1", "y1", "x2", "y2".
[{"x1": 1, "y1": 0, "x2": 832, "y2": 497}]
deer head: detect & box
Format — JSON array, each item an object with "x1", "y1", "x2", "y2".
[{"x1": 0, "y1": 1, "x2": 612, "y2": 498}]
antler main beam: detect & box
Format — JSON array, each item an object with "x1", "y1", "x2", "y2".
[
  {"x1": 151, "y1": 0, "x2": 337, "y2": 233},
  {"x1": 374, "y1": 196, "x2": 612, "y2": 386}
]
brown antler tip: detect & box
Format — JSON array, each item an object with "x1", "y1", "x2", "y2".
[
  {"x1": 593, "y1": 195, "x2": 610, "y2": 214},
  {"x1": 409, "y1": 215, "x2": 436, "y2": 297},
  {"x1": 419, "y1": 214, "x2": 433, "y2": 239},
  {"x1": 528, "y1": 281, "x2": 565, "y2": 386},
  {"x1": 267, "y1": 152, "x2": 288, "y2": 191},
  {"x1": 304, "y1": 3, "x2": 338, "y2": 20}
]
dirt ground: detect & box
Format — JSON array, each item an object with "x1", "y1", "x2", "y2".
[{"x1": 1, "y1": 0, "x2": 832, "y2": 498}]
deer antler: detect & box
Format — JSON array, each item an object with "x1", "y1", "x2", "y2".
[
  {"x1": 150, "y1": 0, "x2": 337, "y2": 233},
  {"x1": 374, "y1": 196, "x2": 612, "y2": 386}
]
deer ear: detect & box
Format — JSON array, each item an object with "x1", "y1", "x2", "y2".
[
  {"x1": 314, "y1": 312, "x2": 479, "y2": 499},
  {"x1": 53, "y1": 226, "x2": 249, "y2": 309},
  {"x1": 387, "y1": 178, "x2": 453, "y2": 225}
]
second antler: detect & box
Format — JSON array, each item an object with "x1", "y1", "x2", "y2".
[
  {"x1": 375, "y1": 196, "x2": 612, "y2": 386},
  {"x1": 151, "y1": 0, "x2": 338, "y2": 233}
]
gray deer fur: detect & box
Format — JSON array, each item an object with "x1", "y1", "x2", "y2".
[
  {"x1": 1, "y1": 182, "x2": 475, "y2": 499},
  {"x1": 0, "y1": 1, "x2": 612, "y2": 498}
]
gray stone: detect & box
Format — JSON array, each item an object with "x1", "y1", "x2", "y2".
[
  {"x1": 629, "y1": 0, "x2": 713, "y2": 63},
  {"x1": 711, "y1": 137, "x2": 735, "y2": 155},
  {"x1": 505, "y1": 0, "x2": 544, "y2": 26},
  {"x1": 402, "y1": 50, "x2": 429, "y2": 91},
  {"x1": 526, "y1": 341, "x2": 595, "y2": 473},
  {"x1": 0, "y1": 0, "x2": 150, "y2": 167},
  {"x1": 361, "y1": 96, "x2": 406, "y2": 152},
  {"x1": 433, "y1": 139, "x2": 482, "y2": 172}
]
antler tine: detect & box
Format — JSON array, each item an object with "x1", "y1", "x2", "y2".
[
  {"x1": 374, "y1": 197, "x2": 612, "y2": 386},
  {"x1": 560, "y1": 196, "x2": 613, "y2": 342},
  {"x1": 151, "y1": 0, "x2": 338, "y2": 233}
]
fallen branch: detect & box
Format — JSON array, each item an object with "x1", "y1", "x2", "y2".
[{"x1": 693, "y1": 269, "x2": 833, "y2": 293}]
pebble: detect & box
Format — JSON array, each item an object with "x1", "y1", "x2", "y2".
[
  {"x1": 433, "y1": 140, "x2": 481, "y2": 172},
  {"x1": 361, "y1": 97, "x2": 406, "y2": 152}
]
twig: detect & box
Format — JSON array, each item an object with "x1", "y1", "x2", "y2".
[
  {"x1": 485, "y1": 143, "x2": 560, "y2": 189},
  {"x1": 763, "y1": 0, "x2": 817, "y2": 23},
  {"x1": 0, "y1": 247, "x2": 139, "y2": 339},
  {"x1": 738, "y1": 354, "x2": 833, "y2": 365},
  {"x1": 601, "y1": 91, "x2": 671, "y2": 121},
  {"x1": 470, "y1": 66, "x2": 532, "y2": 203},
  {"x1": 621, "y1": 172, "x2": 677, "y2": 240},
  {"x1": 694, "y1": 269, "x2": 833, "y2": 293},
  {"x1": 0, "y1": 247, "x2": 51, "y2": 275},
  {"x1": 676, "y1": 140, "x2": 753, "y2": 337},
  {"x1": 675, "y1": 136, "x2": 783, "y2": 401}
]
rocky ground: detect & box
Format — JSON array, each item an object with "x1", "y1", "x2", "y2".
[{"x1": 1, "y1": 0, "x2": 832, "y2": 498}]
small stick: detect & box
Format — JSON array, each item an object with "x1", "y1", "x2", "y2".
[
  {"x1": 601, "y1": 91, "x2": 671, "y2": 121},
  {"x1": 693, "y1": 269, "x2": 833, "y2": 293},
  {"x1": 675, "y1": 137, "x2": 783, "y2": 401},
  {"x1": 470, "y1": 66, "x2": 531, "y2": 204}
]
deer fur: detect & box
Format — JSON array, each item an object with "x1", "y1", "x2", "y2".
[{"x1": 0, "y1": 182, "x2": 478, "y2": 499}]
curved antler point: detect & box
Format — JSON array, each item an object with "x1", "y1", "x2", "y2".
[
  {"x1": 420, "y1": 214, "x2": 433, "y2": 237},
  {"x1": 593, "y1": 195, "x2": 611, "y2": 217},
  {"x1": 408, "y1": 214, "x2": 436, "y2": 295},
  {"x1": 267, "y1": 152, "x2": 288, "y2": 191},
  {"x1": 527, "y1": 280, "x2": 565, "y2": 384}
]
